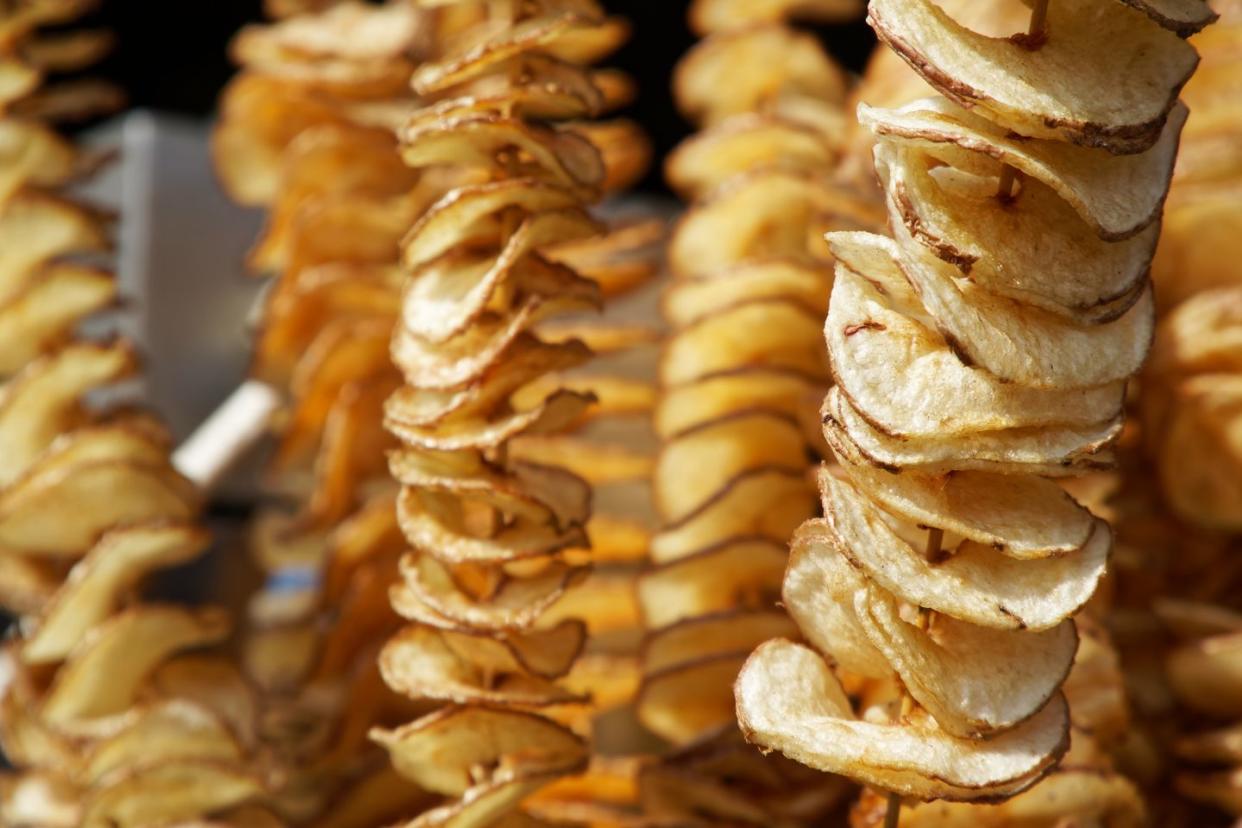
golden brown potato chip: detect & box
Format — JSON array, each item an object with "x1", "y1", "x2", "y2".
[
  {"x1": 566, "y1": 118, "x2": 651, "y2": 195},
  {"x1": 0, "y1": 118, "x2": 89, "y2": 199},
  {"x1": 669, "y1": 169, "x2": 877, "y2": 277},
  {"x1": 394, "y1": 552, "x2": 588, "y2": 632},
  {"x1": 0, "y1": 771, "x2": 79, "y2": 828},
  {"x1": 0, "y1": 190, "x2": 109, "y2": 301},
  {"x1": 650, "y1": 468, "x2": 815, "y2": 564},
  {"x1": 654, "y1": 412, "x2": 809, "y2": 522},
  {"x1": 661, "y1": 258, "x2": 828, "y2": 328},
  {"x1": 372, "y1": 706, "x2": 586, "y2": 795},
  {"x1": 0, "y1": 264, "x2": 114, "y2": 375},
  {"x1": 689, "y1": 0, "x2": 864, "y2": 34},
  {"x1": 637, "y1": 537, "x2": 785, "y2": 628},
  {"x1": 0, "y1": 341, "x2": 133, "y2": 484},
  {"x1": 81, "y1": 700, "x2": 244, "y2": 784},
  {"x1": 735, "y1": 639, "x2": 1069, "y2": 801},
  {"x1": 20, "y1": 29, "x2": 114, "y2": 74},
  {"x1": 887, "y1": 200, "x2": 1154, "y2": 390},
  {"x1": 42, "y1": 606, "x2": 230, "y2": 725},
  {"x1": 1168, "y1": 629, "x2": 1242, "y2": 718},
  {"x1": 673, "y1": 26, "x2": 848, "y2": 127},
  {"x1": 661, "y1": 299, "x2": 828, "y2": 386},
  {"x1": 826, "y1": 234, "x2": 1125, "y2": 436},
  {"x1": 829, "y1": 448, "x2": 1095, "y2": 566},
  {"x1": 212, "y1": 75, "x2": 364, "y2": 206},
  {"x1": 869, "y1": 0, "x2": 1198, "y2": 153},
  {"x1": 79, "y1": 761, "x2": 264, "y2": 828},
  {"x1": 378, "y1": 624, "x2": 585, "y2": 706},
  {"x1": 821, "y1": 472, "x2": 1108, "y2": 632},
  {"x1": 23, "y1": 523, "x2": 209, "y2": 664},
  {"x1": 0, "y1": 459, "x2": 199, "y2": 557},
  {"x1": 782, "y1": 519, "x2": 891, "y2": 679},
  {"x1": 875, "y1": 144, "x2": 1154, "y2": 324},
  {"x1": 824, "y1": 384, "x2": 1121, "y2": 477},
  {"x1": 864, "y1": 97, "x2": 1187, "y2": 240},
  {"x1": 402, "y1": 116, "x2": 603, "y2": 197},
  {"x1": 666, "y1": 115, "x2": 839, "y2": 200}
]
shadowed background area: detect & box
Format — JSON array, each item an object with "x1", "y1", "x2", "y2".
[{"x1": 88, "y1": 1, "x2": 877, "y2": 195}]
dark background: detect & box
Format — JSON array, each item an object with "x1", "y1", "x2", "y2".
[{"x1": 87, "y1": 1, "x2": 876, "y2": 195}]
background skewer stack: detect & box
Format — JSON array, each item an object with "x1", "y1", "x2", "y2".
[{"x1": 0, "y1": 2, "x2": 274, "y2": 825}]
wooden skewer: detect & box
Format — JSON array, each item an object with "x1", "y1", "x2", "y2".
[
  {"x1": 889, "y1": 3, "x2": 1052, "y2": 823},
  {"x1": 998, "y1": 0, "x2": 1051, "y2": 200},
  {"x1": 884, "y1": 792, "x2": 902, "y2": 828},
  {"x1": 886, "y1": 527, "x2": 944, "y2": 826},
  {"x1": 1028, "y1": 0, "x2": 1050, "y2": 38},
  {"x1": 172, "y1": 379, "x2": 280, "y2": 491}
]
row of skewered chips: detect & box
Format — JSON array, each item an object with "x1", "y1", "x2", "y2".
[
  {"x1": 734, "y1": 1, "x2": 1209, "y2": 823},
  {"x1": 0, "y1": 3, "x2": 274, "y2": 826}
]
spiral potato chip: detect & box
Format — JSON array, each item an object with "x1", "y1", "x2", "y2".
[{"x1": 734, "y1": 0, "x2": 1198, "y2": 814}]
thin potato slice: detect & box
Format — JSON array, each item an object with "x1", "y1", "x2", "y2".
[
  {"x1": 863, "y1": 97, "x2": 1187, "y2": 240},
  {"x1": 887, "y1": 201, "x2": 1154, "y2": 390},
  {"x1": 0, "y1": 341, "x2": 134, "y2": 485},
  {"x1": 824, "y1": 385, "x2": 1122, "y2": 477},
  {"x1": 372, "y1": 706, "x2": 586, "y2": 795},
  {"x1": 826, "y1": 240, "x2": 1125, "y2": 437},
  {"x1": 378, "y1": 624, "x2": 584, "y2": 707},
  {"x1": 823, "y1": 473, "x2": 1109, "y2": 631},
  {"x1": 637, "y1": 537, "x2": 786, "y2": 628},
  {"x1": 661, "y1": 299, "x2": 829, "y2": 386},
  {"x1": 0, "y1": 460, "x2": 199, "y2": 557},
  {"x1": 650, "y1": 468, "x2": 816, "y2": 564},
  {"x1": 42, "y1": 606, "x2": 230, "y2": 725},
  {"x1": 79, "y1": 761, "x2": 263, "y2": 828},
  {"x1": 654, "y1": 367, "x2": 819, "y2": 439},
  {"x1": 661, "y1": 258, "x2": 828, "y2": 328},
  {"x1": 665, "y1": 115, "x2": 838, "y2": 199},
  {"x1": 643, "y1": 610, "x2": 799, "y2": 675},
  {"x1": 654, "y1": 412, "x2": 809, "y2": 522},
  {"x1": 394, "y1": 552, "x2": 588, "y2": 631},
  {"x1": 735, "y1": 639, "x2": 1069, "y2": 800},
  {"x1": 828, "y1": 448, "x2": 1095, "y2": 560},
  {"x1": 673, "y1": 26, "x2": 848, "y2": 127},
  {"x1": 23, "y1": 523, "x2": 209, "y2": 663},
  {"x1": 82, "y1": 700, "x2": 243, "y2": 784},
  {"x1": 874, "y1": 140, "x2": 1155, "y2": 323},
  {"x1": 0, "y1": 264, "x2": 114, "y2": 374},
  {"x1": 869, "y1": 0, "x2": 1198, "y2": 153},
  {"x1": 782, "y1": 519, "x2": 893, "y2": 679},
  {"x1": 857, "y1": 586, "x2": 1079, "y2": 738},
  {"x1": 669, "y1": 169, "x2": 877, "y2": 277}
]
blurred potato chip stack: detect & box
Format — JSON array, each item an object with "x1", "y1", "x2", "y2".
[
  {"x1": 733, "y1": 0, "x2": 1210, "y2": 822},
  {"x1": 216, "y1": 1, "x2": 434, "y2": 532},
  {"x1": 637, "y1": 1, "x2": 877, "y2": 823},
  {"x1": 0, "y1": 4, "x2": 272, "y2": 826},
  {"x1": 1138, "y1": 248, "x2": 1242, "y2": 824},
  {"x1": 1150, "y1": 0, "x2": 1242, "y2": 309},
  {"x1": 1142, "y1": 286, "x2": 1242, "y2": 535},
  {"x1": 213, "y1": 5, "x2": 444, "y2": 821},
  {"x1": 359, "y1": 1, "x2": 660, "y2": 824},
  {"x1": 1161, "y1": 599, "x2": 1242, "y2": 817},
  {"x1": 1141, "y1": 0, "x2": 1242, "y2": 533}
]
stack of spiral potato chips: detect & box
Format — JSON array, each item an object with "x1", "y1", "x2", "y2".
[
  {"x1": 0, "y1": 3, "x2": 272, "y2": 826},
  {"x1": 735, "y1": 0, "x2": 1209, "y2": 823},
  {"x1": 360, "y1": 1, "x2": 665, "y2": 825}
]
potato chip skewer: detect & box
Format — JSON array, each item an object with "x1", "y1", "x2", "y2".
[
  {"x1": 366, "y1": 2, "x2": 645, "y2": 824},
  {"x1": 0, "y1": 4, "x2": 273, "y2": 825},
  {"x1": 736, "y1": 0, "x2": 1210, "y2": 815}
]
